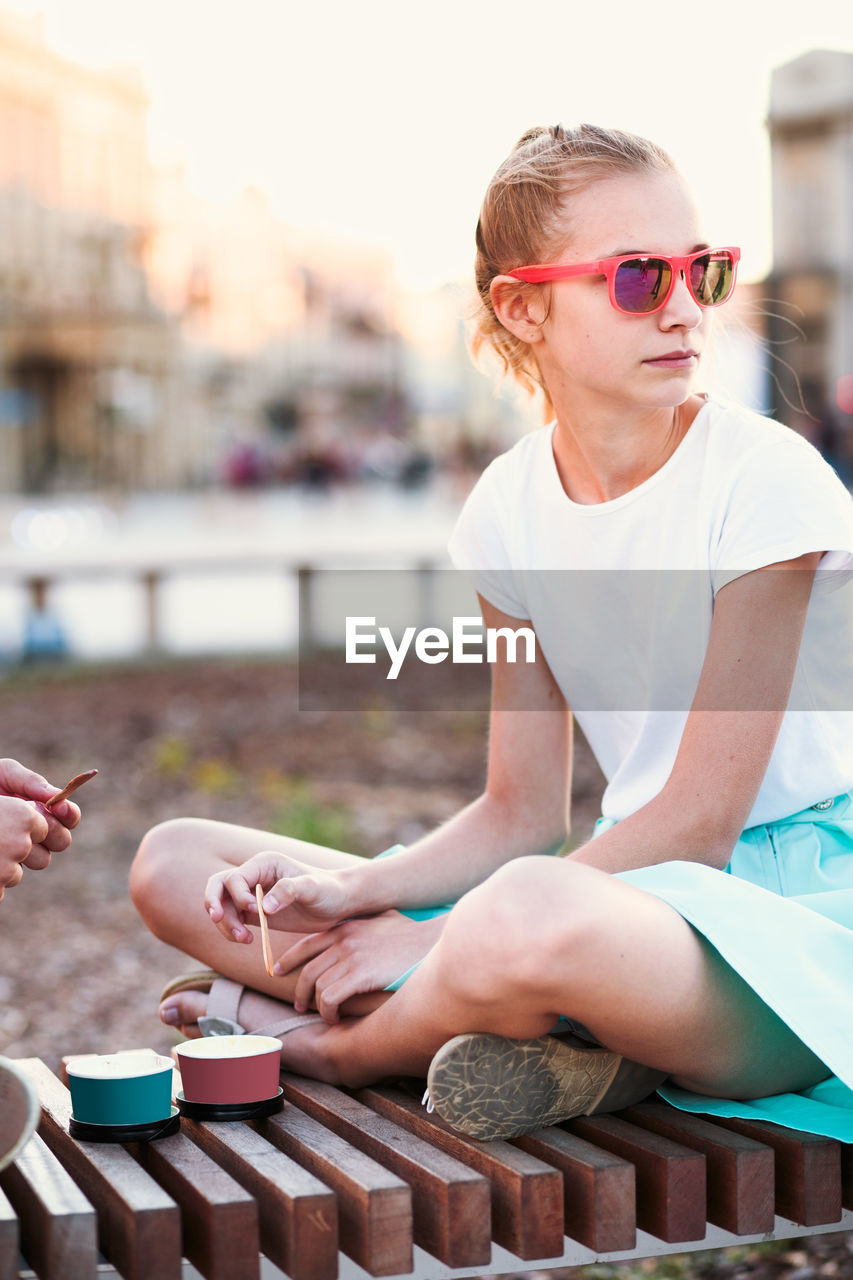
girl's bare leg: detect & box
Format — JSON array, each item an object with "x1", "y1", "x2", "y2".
[
  {"x1": 130, "y1": 818, "x2": 391, "y2": 1021},
  {"x1": 272, "y1": 858, "x2": 829, "y2": 1099}
]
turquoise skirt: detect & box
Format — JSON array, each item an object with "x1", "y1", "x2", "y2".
[
  {"x1": 380, "y1": 791, "x2": 853, "y2": 1141},
  {"x1": 612, "y1": 792, "x2": 853, "y2": 1141}
]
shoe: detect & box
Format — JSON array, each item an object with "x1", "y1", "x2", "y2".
[
  {"x1": 159, "y1": 971, "x2": 324, "y2": 1039},
  {"x1": 424, "y1": 1030, "x2": 668, "y2": 1140},
  {"x1": 0, "y1": 1057, "x2": 40, "y2": 1171}
]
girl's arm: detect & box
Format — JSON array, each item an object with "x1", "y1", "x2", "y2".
[
  {"x1": 569, "y1": 551, "x2": 822, "y2": 874},
  {"x1": 206, "y1": 595, "x2": 572, "y2": 934}
]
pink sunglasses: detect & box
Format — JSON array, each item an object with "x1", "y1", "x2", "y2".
[{"x1": 507, "y1": 246, "x2": 741, "y2": 315}]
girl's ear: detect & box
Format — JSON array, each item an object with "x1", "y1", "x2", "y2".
[{"x1": 490, "y1": 276, "x2": 548, "y2": 344}]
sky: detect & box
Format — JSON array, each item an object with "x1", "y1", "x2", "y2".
[{"x1": 6, "y1": 0, "x2": 853, "y2": 290}]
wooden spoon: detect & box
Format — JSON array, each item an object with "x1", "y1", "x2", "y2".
[
  {"x1": 255, "y1": 884, "x2": 276, "y2": 978},
  {"x1": 44, "y1": 769, "x2": 99, "y2": 809}
]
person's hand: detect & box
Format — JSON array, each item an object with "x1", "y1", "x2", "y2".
[
  {"x1": 0, "y1": 797, "x2": 49, "y2": 898},
  {"x1": 204, "y1": 851, "x2": 353, "y2": 943},
  {"x1": 0, "y1": 759, "x2": 82, "y2": 894},
  {"x1": 273, "y1": 910, "x2": 446, "y2": 1022}
]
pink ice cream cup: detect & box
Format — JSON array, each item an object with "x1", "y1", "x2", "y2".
[{"x1": 175, "y1": 1035, "x2": 282, "y2": 1105}]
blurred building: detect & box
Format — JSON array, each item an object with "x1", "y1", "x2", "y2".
[
  {"x1": 147, "y1": 174, "x2": 412, "y2": 487},
  {"x1": 766, "y1": 49, "x2": 853, "y2": 466},
  {"x1": 397, "y1": 278, "x2": 546, "y2": 478},
  {"x1": 0, "y1": 10, "x2": 181, "y2": 492},
  {"x1": 0, "y1": 8, "x2": 412, "y2": 495}
]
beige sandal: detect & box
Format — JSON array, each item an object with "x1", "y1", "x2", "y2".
[
  {"x1": 0, "y1": 1056, "x2": 40, "y2": 1172},
  {"x1": 424, "y1": 1030, "x2": 668, "y2": 1140},
  {"x1": 159, "y1": 971, "x2": 324, "y2": 1039}
]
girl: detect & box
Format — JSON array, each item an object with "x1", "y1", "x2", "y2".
[{"x1": 132, "y1": 124, "x2": 853, "y2": 1141}]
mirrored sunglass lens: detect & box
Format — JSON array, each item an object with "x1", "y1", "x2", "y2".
[
  {"x1": 689, "y1": 253, "x2": 734, "y2": 305},
  {"x1": 613, "y1": 259, "x2": 671, "y2": 312}
]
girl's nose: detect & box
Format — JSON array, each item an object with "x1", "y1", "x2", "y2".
[{"x1": 661, "y1": 270, "x2": 702, "y2": 328}]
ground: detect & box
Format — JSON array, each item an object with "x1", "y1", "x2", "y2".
[{"x1": 0, "y1": 655, "x2": 848, "y2": 1279}]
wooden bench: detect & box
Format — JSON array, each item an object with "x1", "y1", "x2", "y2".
[{"x1": 1, "y1": 1055, "x2": 851, "y2": 1280}]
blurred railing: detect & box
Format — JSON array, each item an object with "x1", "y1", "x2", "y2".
[{"x1": 2, "y1": 552, "x2": 452, "y2": 657}]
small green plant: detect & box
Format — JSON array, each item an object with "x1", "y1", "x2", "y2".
[
  {"x1": 192, "y1": 758, "x2": 241, "y2": 795},
  {"x1": 267, "y1": 778, "x2": 355, "y2": 851},
  {"x1": 152, "y1": 735, "x2": 192, "y2": 777}
]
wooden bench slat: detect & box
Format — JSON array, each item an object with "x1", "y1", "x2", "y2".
[
  {"x1": 16, "y1": 1059, "x2": 182, "y2": 1280},
  {"x1": 620, "y1": 1101, "x2": 776, "y2": 1235},
  {"x1": 358, "y1": 1083, "x2": 565, "y2": 1262},
  {"x1": 513, "y1": 1125, "x2": 636, "y2": 1254},
  {"x1": 255, "y1": 1100, "x2": 413, "y2": 1277},
  {"x1": 0, "y1": 1182, "x2": 21, "y2": 1280},
  {"x1": 842, "y1": 1144, "x2": 853, "y2": 1210},
  {"x1": 182, "y1": 1117, "x2": 338, "y2": 1280},
  {"x1": 283, "y1": 1075, "x2": 491, "y2": 1270},
  {"x1": 704, "y1": 1115, "x2": 842, "y2": 1227},
  {"x1": 568, "y1": 1113, "x2": 706, "y2": 1243},
  {"x1": 0, "y1": 1131, "x2": 97, "y2": 1280},
  {"x1": 0, "y1": 1184, "x2": 19, "y2": 1280},
  {"x1": 126, "y1": 1130, "x2": 259, "y2": 1280}
]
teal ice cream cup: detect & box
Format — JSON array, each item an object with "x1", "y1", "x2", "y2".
[{"x1": 67, "y1": 1052, "x2": 174, "y2": 1126}]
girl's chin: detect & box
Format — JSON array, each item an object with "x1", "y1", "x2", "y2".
[{"x1": 635, "y1": 382, "x2": 699, "y2": 410}]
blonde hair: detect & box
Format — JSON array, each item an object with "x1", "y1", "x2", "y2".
[{"x1": 472, "y1": 123, "x2": 677, "y2": 399}]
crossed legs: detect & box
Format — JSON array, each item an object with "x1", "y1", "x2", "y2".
[
  {"x1": 260, "y1": 856, "x2": 830, "y2": 1098},
  {"x1": 132, "y1": 829, "x2": 830, "y2": 1101}
]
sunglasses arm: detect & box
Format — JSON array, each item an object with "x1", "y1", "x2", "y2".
[{"x1": 507, "y1": 262, "x2": 603, "y2": 284}]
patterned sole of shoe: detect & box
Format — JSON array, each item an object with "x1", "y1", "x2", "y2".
[{"x1": 425, "y1": 1032, "x2": 624, "y2": 1140}]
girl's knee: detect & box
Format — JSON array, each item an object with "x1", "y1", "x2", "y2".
[
  {"x1": 129, "y1": 818, "x2": 205, "y2": 922},
  {"x1": 478, "y1": 856, "x2": 604, "y2": 938},
  {"x1": 440, "y1": 857, "x2": 605, "y2": 1002}
]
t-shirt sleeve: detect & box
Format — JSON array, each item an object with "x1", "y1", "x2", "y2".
[
  {"x1": 447, "y1": 460, "x2": 530, "y2": 619},
  {"x1": 712, "y1": 435, "x2": 853, "y2": 594}
]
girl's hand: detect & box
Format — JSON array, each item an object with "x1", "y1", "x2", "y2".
[
  {"x1": 274, "y1": 911, "x2": 446, "y2": 1022},
  {"x1": 204, "y1": 851, "x2": 352, "y2": 943}
]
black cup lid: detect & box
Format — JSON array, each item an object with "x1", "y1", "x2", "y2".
[
  {"x1": 175, "y1": 1087, "x2": 283, "y2": 1122},
  {"x1": 69, "y1": 1107, "x2": 180, "y2": 1143}
]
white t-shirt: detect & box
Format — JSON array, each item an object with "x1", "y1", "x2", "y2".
[{"x1": 448, "y1": 397, "x2": 853, "y2": 827}]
